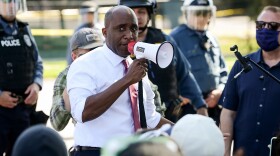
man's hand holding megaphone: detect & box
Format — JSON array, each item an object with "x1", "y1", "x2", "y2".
[{"x1": 124, "y1": 59, "x2": 148, "y2": 84}]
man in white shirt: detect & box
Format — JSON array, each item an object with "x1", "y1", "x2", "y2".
[{"x1": 67, "y1": 5, "x2": 173, "y2": 156}]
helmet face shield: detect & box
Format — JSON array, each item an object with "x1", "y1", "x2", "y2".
[
  {"x1": 181, "y1": 5, "x2": 216, "y2": 31},
  {"x1": 118, "y1": 0, "x2": 157, "y2": 15},
  {"x1": 0, "y1": 0, "x2": 27, "y2": 17}
]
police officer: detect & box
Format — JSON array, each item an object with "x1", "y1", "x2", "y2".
[
  {"x1": 170, "y1": 0, "x2": 228, "y2": 125},
  {"x1": 119, "y1": 0, "x2": 208, "y2": 122},
  {"x1": 66, "y1": 1, "x2": 100, "y2": 65},
  {"x1": 0, "y1": 0, "x2": 43, "y2": 155}
]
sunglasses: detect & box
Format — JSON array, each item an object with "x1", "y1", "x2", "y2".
[{"x1": 255, "y1": 21, "x2": 280, "y2": 31}]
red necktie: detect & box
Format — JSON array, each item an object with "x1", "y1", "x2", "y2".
[{"x1": 122, "y1": 60, "x2": 141, "y2": 131}]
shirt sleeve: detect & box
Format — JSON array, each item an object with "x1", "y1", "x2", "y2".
[
  {"x1": 222, "y1": 61, "x2": 240, "y2": 111},
  {"x1": 218, "y1": 52, "x2": 229, "y2": 91},
  {"x1": 50, "y1": 69, "x2": 71, "y2": 131},
  {"x1": 165, "y1": 35, "x2": 206, "y2": 109},
  {"x1": 26, "y1": 25, "x2": 43, "y2": 89},
  {"x1": 143, "y1": 76, "x2": 161, "y2": 129},
  {"x1": 207, "y1": 31, "x2": 228, "y2": 91},
  {"x1": 67, "y1": 61, "x2": 95, "y2": 123}
]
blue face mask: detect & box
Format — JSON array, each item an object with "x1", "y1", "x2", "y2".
[{"x1": 256, "y1": 29, "x2": 280, "y2": 52}]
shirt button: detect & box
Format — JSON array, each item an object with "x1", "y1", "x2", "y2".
[
  {"x1": 256, "y1": 139, "x2": 259, "y2": 142},
  {"x1": 263, "y1": 88, "x2": 266, "y2": 91},
  {"x1": 257, "y1": 122, "x2": 260, "y2": 125},
  {"x1": 259, "y1": 104, "x2": 263, "y2": 107}
]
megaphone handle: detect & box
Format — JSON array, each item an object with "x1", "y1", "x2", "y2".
[{"x1": 138, "y1": 80, "x2": 147, "y2": 128}]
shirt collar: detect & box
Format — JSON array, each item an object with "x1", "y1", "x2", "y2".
[
  {"x1": 250, "y1": 49, "x2": 263, "y2": 64},
  {"x1": 0, "y1": 16, "x2": 18, "y2": 33},
  {"x1": 183, "y1": 24, "x2": 199, "y2": 37},
  {"x1": 251, "y1": 48, "x2": 280, "y2": 67},
  {"x1": 103, "y1": 43, "x2": 128, "y2": 67}
]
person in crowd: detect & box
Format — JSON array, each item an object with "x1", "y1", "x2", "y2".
[
  {"x1": 170, "y1": 0, "x2": 228, "y2": 125},
  {"x1": 51, "y1": 27, "x2": 164, "y2": 132},
  {"x1": 119, "y1": 0, "x2": 207, "y2": 122},
  {"x1": 50, "y1": 28, "x2": 104, "y2": 131},
  {"x1": 12, "y1": 125, "x2": 67, "y2": 156},
  {"x1": 66, "y1": 1, "x2": 100, "y2": 65},
  {"x1": 0, "y1": 0, "x2": 44, "y2": 155},
  {"x1": 67, "y1": 5, "x2": 174, "y2": 156},
  {"x1": 220, "y1": 6, "x2": 280, "y2": 156},
  {"x1": 102, "y1": 135, "x2": 182, "y2": 156},
  {"x1": 171, "y1": 114, "x2": 225, "y2": 156}
]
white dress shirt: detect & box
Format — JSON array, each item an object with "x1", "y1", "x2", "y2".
[{"x1": 67, "y1": 44, "x2": 161, "y2": 147}]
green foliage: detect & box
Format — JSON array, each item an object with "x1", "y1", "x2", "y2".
[
  {"x1": 217, "y1": 36, "x2": 259, "y2": 56},
  {"x1": 35, "y1": 36, "x2": 68, "y2": 55},
  {"x1": 43, "y1": 59, "x2": 67, "y2": 79},
  {"x1": 219, "y1": 0, "x2": 280, "y2": 20},
  {"x1": 246, "y1": 0, "x2": 280, "y2": 20}
]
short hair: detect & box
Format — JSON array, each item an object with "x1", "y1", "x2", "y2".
[
  {"x1": 102, "y1": 135, "x2": 182, "y2": 156},
  {"x1": 262, "y1": 6, "x2": 280, "y2": 13},
  {"x1": 118, "y1": 140, "x2": 182, "y2": 156},
  {"x1": 104, "y1": 7, "x2": 114, "y2": 28},
  {"x1": 104, "y1": 6, "x2": 135, "y2": 28},
  {"x1": 12, "y1": 125, "x2": 67, "y2": 156}
]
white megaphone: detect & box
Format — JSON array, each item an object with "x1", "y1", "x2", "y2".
[{"x1": 128, "y1": 41, "x2": 174, "y2": 68}]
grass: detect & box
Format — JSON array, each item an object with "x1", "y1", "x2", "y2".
[{"x1": 43, "y1": 59, "x2": 67, "y2": 79}]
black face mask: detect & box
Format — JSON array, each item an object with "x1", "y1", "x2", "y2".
[{"x1": 138, "y1": 25, "x2": 148, "y2": 34}]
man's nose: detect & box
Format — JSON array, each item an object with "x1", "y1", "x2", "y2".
[
  {"x1": 264, "y1": 23, "x2": 270, "y2": 29},
  {"x1": 125, "y1": 30, "x2": 133, "y2": 39}
]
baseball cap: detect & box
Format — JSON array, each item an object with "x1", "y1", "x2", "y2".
[
  {"x1": 170, "y1": 114, "x2": 225, "y2": 156},
  {"x1": 70, "y1": 28, "x2": 104, "y2": 51}
]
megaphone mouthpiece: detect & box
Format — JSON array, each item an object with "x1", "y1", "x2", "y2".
[{"x1": 128, "y1": 41, "x2": 136, "y2": 54}]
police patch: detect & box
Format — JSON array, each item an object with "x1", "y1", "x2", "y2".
[
  {"x1": 23, "y1": 35, "x2": 32, "y2": 47},
  {"x1": 136, "y1": 46, "x2": 145, "y2": 53},
  {"x1": 1, "y1": 39, "x2": 20, "y2": 47}
]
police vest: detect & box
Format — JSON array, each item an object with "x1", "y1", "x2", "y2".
[
  {"x1": 144, "y1": 27, "x2": 178, "y2": 103},
  {"x1": 0, "y1": 21, "x2": 35, "y2": 94}
]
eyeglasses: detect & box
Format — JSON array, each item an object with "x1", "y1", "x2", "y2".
[{"x1": 255, "y1": 21, "x2": 280, "y2": 31}]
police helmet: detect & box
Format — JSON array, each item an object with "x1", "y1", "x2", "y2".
[
  {"x1": 181, "y1": 0, "x2": 216, "y2": 30},
  {"x1": 79, "y1": 1, "x2": 98, "y2": 15},
  {"x1": 181, "y1": 0, "x2": 216, "y2": 15},
  {"x1": 118, "y1": 0, "x2": 157, "y2": 15}
]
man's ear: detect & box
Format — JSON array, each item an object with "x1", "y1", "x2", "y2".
[
  {"x1": 71, "y1": 52, "x2": 77, "y2": 61},
  {"x1": 102, "y1": 28, "x2": 107, "y2": 38}
]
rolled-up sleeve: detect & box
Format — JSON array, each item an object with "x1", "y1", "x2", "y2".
[{"x1": 67, "y1": 61, "x2": 96, "y2": 123}]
